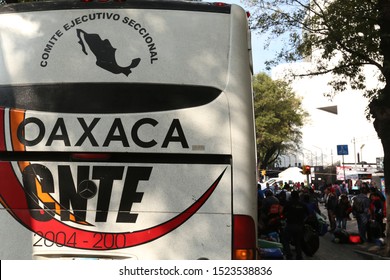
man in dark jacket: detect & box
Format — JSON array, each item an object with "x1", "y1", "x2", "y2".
[
  {"x1": 353, "y1": 186, "x2": 371, "y2": 242},
  {"x1": 281, "y1": 191, "x2": 309, "y2": 259},
  {"x1": 324, "y1": 186, "x2": 337, "y2": 232}
]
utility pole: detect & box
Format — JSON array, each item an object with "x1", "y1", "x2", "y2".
[
  {"x1": 360, "y1": 144, "x2": 365, "y2": 163},
  {"x1": 352, "y1": 137, "x2": 357, "y2": 168},
  {"x1": 313, "y1": 145, "x2": 324, "y2": 166},
  {"x1": 331, "y1": 149, "x2": 334, "y2": 166}
]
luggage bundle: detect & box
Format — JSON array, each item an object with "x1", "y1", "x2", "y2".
[
  {"x1": 332, "y1": 228, "x2": 350, "y2": 244},
  {"x1": 316, "y1": 213, "x2": 329, "y2": 236},
  {"x1": 302, "y1": 224, "x2": 320, "y2": 257},
  {"x1": 258, "y1": 248, "x2": 284, "y2": 259},
  {"x1": 258, "y1": 232, "x2": 284, "y2": 259},
  {"x1": 348, "y1": 234, "x2": 362, "y2": 244},
  {"x1": 332, "y1": 228, "x2": 363, "y2": 244}
]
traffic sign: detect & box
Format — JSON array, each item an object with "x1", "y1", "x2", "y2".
[{"x1": 337, "y1": 145, "x2": 349, "y2": 155}]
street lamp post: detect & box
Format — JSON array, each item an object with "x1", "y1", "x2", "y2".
[
  {"x1": 298, "y1": 151, "x2": 305, "y2": 166},
  {"x1": 279, "y1": 155, "x2": 288, "y2": 167},
  {"x1": 331, "y1": 149, "x2": 334, "y2": 166},
  {"x1": 360, "y1": 144, "x2": 365, "y2": 163},
  {"x1": 291, "y1": 153, "x2": 297, "y2": 166},
  {"x1": 302, "y1": 148, "x2": 314, "y2": 166},
  {"x1": 312, "y1": 145, "x2": 324, "y2": 166}
]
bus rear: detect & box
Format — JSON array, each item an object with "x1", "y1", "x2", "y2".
[{"x1": 0, "y1": 0, "x2": 256, "y2": 259}]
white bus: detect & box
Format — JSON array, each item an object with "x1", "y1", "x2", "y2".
[{"x1": 0, "y1": 0, "x2": 257, "y2": 260}]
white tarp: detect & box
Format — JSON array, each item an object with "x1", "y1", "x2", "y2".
[{"x1": 278, "y1": 167, "x2": 307, "y2": 183}]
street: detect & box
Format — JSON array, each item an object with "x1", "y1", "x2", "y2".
[
  {"x1": 307, "y1": 217, "x2": 366, "y2": 260},
  {"x1": 305, "y1": 204, "x2": 376, "y2": 260}
]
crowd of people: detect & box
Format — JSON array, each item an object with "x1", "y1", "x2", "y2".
[
  {"x1": 321, "y1": 180, "x2": 386, "y2": 243},
  {"x1": 257, "y1": 179, "x2": 387, "y2": 259}
]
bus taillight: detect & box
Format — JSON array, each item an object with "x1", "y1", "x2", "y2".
[{"x1": 233, "y1": 215, "x2": 257, "y2": 260}]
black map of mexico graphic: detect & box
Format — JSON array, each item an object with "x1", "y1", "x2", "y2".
[{"x1": 77, "y1": 29, "x2": 141, "y2": 76}]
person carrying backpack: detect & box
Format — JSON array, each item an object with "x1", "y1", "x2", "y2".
[
  {"x1": 324, "y1": 186, "x2": 337, "y2": 232},
  {"x1": 260, "y1": 190, "x2": 281, "y2": 234},
  {"x1": 281, "y1": 191, "x2": 309, "y2": 260},
  {"x1": 302, "y1": 193, "x2": 321, "y2": 232},
  {"x1": 335, "y1": 194, "x2": 352, "y2": 230},
  {"x1": 352, "y1": 186, "x2": 371, "y2": 243}
]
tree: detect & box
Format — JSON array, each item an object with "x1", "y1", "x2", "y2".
[
  {"x1": 246, "y1": 0, "x2": 390, "y2": 256},
  {"x1": 253, "y1": 73, "x2": 307, "y2": 170}
]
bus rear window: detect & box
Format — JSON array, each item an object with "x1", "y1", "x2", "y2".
[{"x1": 0, "y1": 83, "x2": 221, "y2": 113}]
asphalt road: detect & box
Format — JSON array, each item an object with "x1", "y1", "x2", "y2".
[{"x1": 306, "y1": 204, "x2": 367, "y2": 260}]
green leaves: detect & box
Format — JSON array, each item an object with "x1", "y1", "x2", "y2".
[
  {"x1": 253, "y1": 73, "x2": 307, "y2": 168},
  {"x1": 246, "y1": 0, "x2": 383, "y2": 100}
]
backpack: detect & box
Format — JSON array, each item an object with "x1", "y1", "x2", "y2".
[
  {"x1": 352, "y1": 197, "x2": 364, "y2": 213},
  {"x1": 301, "y1": 224, "x2": 320, "y2": 256},
  {"x1": 334, "y1": 185, "x2": 341, "y2": 197},
  {"x1": 372, "y1": 197, "x2": 384, "y2": 218},
  {"x1": 269, "y1": 203, "x2": 282, "y2": 215},
  {"x1": 377, "y1": 191, "x2": 386, "y2": 202},
  {"x1": 267, "y1": 204, "x2": 283, "y2": 228},
  {"x1": 333, "y1": 228, "x2": 350, "y2": 244}
]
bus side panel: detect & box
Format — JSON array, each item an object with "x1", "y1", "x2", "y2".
[{"x1": 226, "y1": 6, "x2": 257, "y2": 219}]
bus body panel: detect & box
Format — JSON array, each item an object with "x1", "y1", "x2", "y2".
[
  {"x1": 0, "y1": 8, "x2": 229, "y2": 88},
  {"x1": 0, "y1": 159, "x2": 231, "y2": 259},
  {"x1": 0, "y1": 1, "x2": 256, "y2": 260},
  {"x1": 1, "y1": 95, "x2": 231, "y2": 154}
]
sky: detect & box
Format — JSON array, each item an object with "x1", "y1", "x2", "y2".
[
  {"x1": 215, "y1": 0, "x2": 384, "y2": 167},
  {"x1": 208, "y1": 0, "x2": 277, "y2": 74},
  {"x1": 221, "y1": 0, "x2": 283, "y2": 74}
]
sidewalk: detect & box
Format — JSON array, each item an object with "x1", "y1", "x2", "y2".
[
  {"x1": 342, "y1": 217, "x2": 388, "y2": 260},
  {"x1": 346, "y1": 218, "x2": 389, "y2": 260},
  {"x1": 354, "y1": 241, "x2": 390, "y2": 260},
  {"x1": 320, "y1": 203, "x2": 389, "y2": 260}
]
